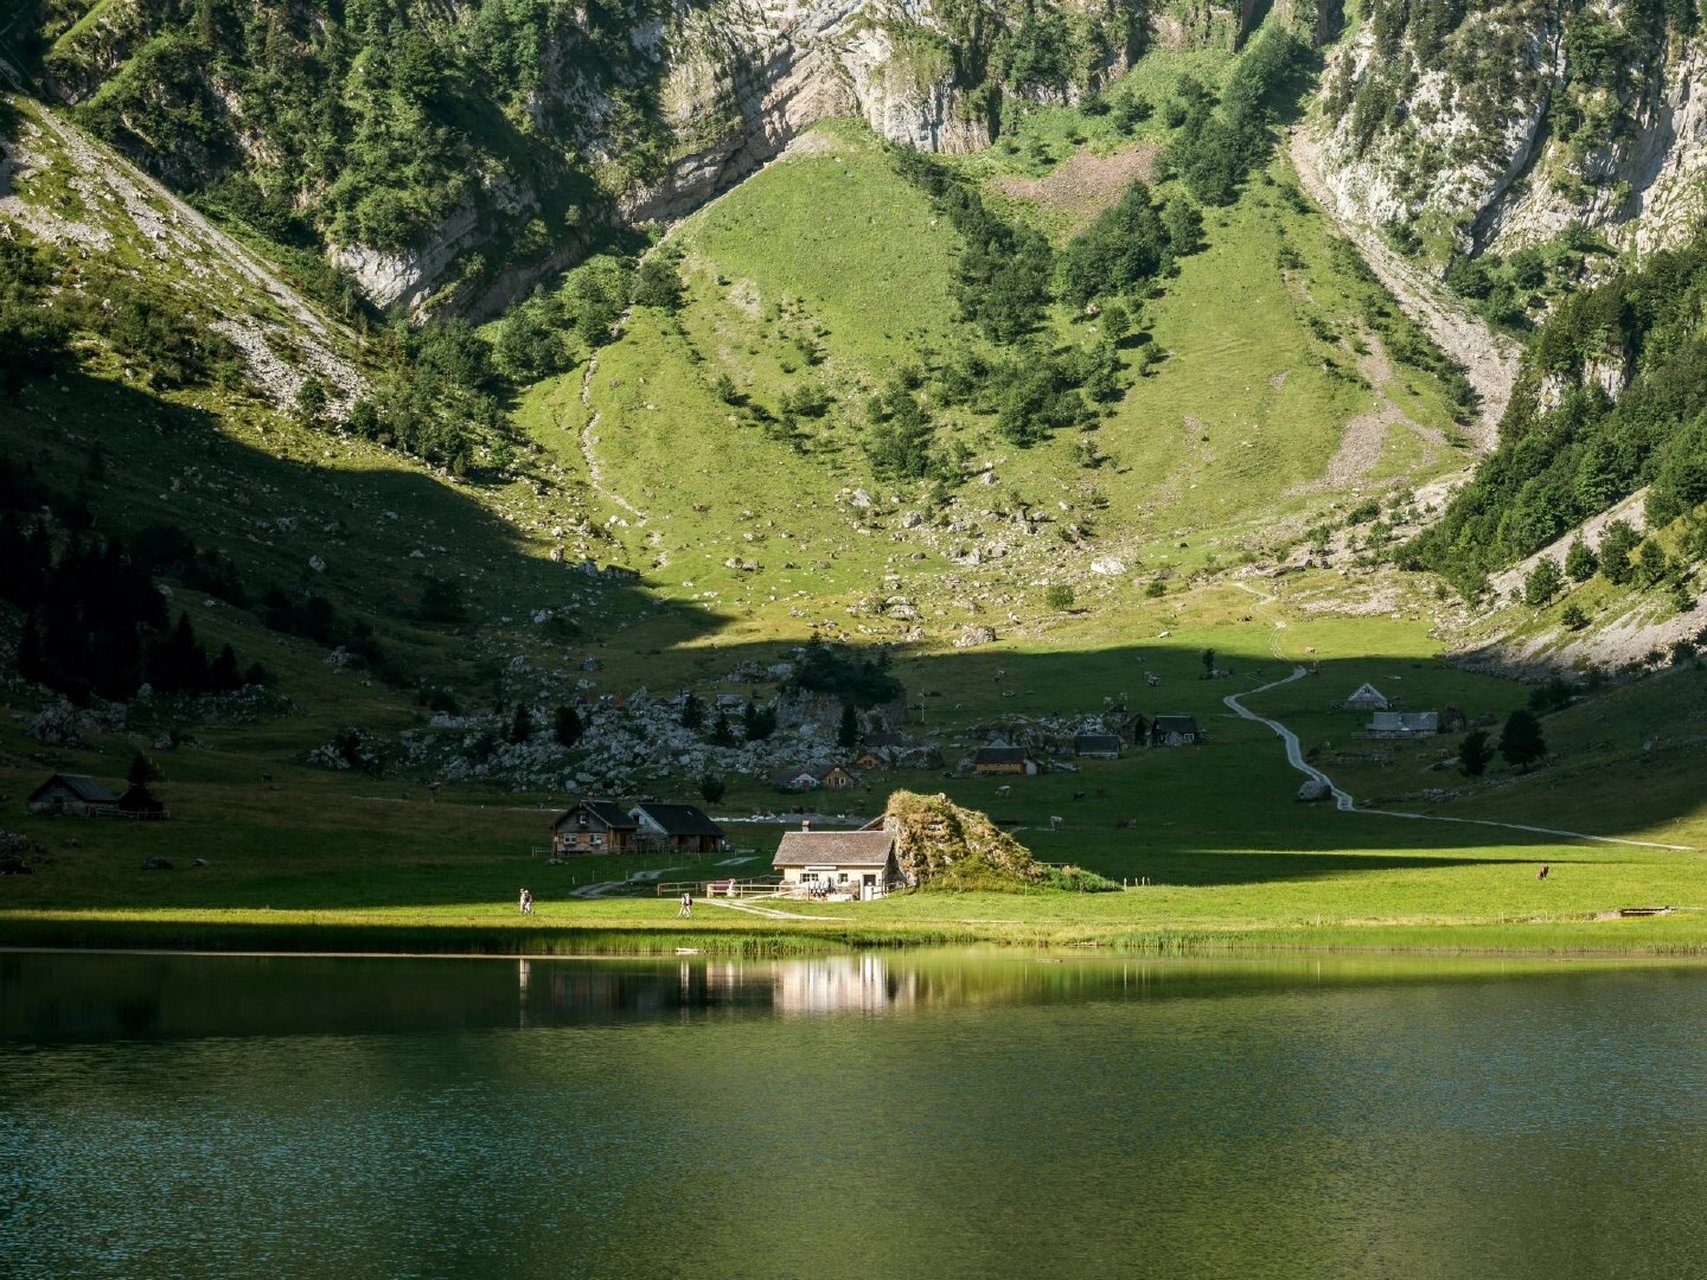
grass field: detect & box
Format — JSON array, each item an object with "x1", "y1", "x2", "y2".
[{"x1": 6, "y1": 33, "x2": 1707, "y2": 963}]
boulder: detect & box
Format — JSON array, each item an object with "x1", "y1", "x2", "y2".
[
  {"x1": 954, "y1": 625, "x2": 997, "y2": 648},
  {"x1": 1296, "y1": 779, "x2": 1332, "y2": 803}
]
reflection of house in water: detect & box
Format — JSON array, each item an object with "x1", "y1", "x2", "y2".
[{"x1": 773, "y1": 954, "x2": 918, "y2": 1016}]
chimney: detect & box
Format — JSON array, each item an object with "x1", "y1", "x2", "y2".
[{"x1": 802, "y1": 819, "x2": 811, "y2": 833}]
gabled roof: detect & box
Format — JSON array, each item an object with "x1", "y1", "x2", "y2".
[
  {"x1": 1346, "y1": 682, "x2": 1389, "y2": 705},
  {"x1": 974, "y1": 746, "x2": 1033, "y2": 765},
  {"x1": 1152, "y1": 715, "x2": 1200, "y2": 735},
  {"x1": 29, "y1": 773, "x2": 118, "y2": 805},
  {"x1": 773, "y1": 829, "x2": 897, "y2": 868},
  {"x1": 631, "y1": 802, "x2": 724, "y2": 837},
  {"x1": 551, "y1": 800, "x2": 637, "y2": 832},
  {"x1": 1074, "y1": 733, "x2": 1123, "y2": 752}
]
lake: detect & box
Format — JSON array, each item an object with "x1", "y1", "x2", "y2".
[{"x1": 4, "y1": 949, "x2": 1707, "y2": 1278}]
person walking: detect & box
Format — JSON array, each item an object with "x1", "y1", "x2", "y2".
[
  {"x1": 678, "y1": 891, "x2": 693, "y2": 918},
  {"x1": 519, "y1": 888, "x2": 534, "y2": 914}
]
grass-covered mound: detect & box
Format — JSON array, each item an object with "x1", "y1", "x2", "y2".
[{"x1": 886, "y1": 791, "x2": 1118, "y2": 894}]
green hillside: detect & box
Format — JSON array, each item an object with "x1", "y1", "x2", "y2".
[{"x1": 3, "y1": 10, "x2": 1707, "y2": 954}]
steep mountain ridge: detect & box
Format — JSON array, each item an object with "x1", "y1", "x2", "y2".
[
  {"x1": 1315, "y1": 0, "x2": 1707, "y2": 263},
  {"x1": 23, "y1": 0, "x2": 1174, "y2": 314}
]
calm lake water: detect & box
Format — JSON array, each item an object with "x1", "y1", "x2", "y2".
[{"x1": 4, "y1": 950, "x2": 1707, "y2": 1279}]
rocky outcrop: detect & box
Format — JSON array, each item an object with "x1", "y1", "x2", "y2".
[{"x1": 1314, "y1": 2, "x2": 1707, "y2": 261}]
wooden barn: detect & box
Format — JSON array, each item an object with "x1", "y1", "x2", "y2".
[
  {"x1": 630, "y1": 803, "x2": 727, "y2": 854},
  {"x1": 550, "y1": 800, "x2": 639, "y2": 855},
  {"x1": 27, "y1": 774, "x2": 118, "y2": 817}
]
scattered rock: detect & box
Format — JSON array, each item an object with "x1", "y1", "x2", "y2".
[
  {"x1": 954, "y1": 625, "x2": 997, "y2": 648},
  {"x1": 140, "y1": 858, "x2": 175, "y2": 871}
]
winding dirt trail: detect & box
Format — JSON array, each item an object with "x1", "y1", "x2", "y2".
[
  {"x1": 576, "y1": 334, "x2": 647, "y2": 522},
  {"x1": 1227, "y1": 582, "x2": 1694, "y2": 850},
  {"x1": 1288, "y1": 129, "x2": 1522, "y2": 451}
]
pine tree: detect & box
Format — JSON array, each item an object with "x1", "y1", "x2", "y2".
[
  {"x1": 553, "y1": 704, "x2": 583, "y2": 748},
  {"x1": 208, "y1": 643, "x2": 241, "y2": 691},
  {"x1": 1458, "y1": 729, "x2": 1493, "y2": 778},
  {"x1": 510, "y1": 704, "x2": 533, "y2": 744},
  {"x1": 838, "y1": 702, "x2": 858, "y2": 749},
  {"x1": 1498, "y1": 709, "x2": 1547, "y2": 773},
  {"x1": 679, "y1": 691, "x2": 703, "y2": 730},
  {"x1": 709, "y1": 711, "x2": 734, "y2": 746}
]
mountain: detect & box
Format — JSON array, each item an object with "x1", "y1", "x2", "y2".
[
  {"x1": 1314, "y1": 0, "x2": 1707, "y2": 267},
  {"x1": 1, "y1": 2, "x2": 1705, "y2": 840}
]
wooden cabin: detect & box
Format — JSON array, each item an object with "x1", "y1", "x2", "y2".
[
  {"x1": 973, "y1": 746, "x2": 1041, "y2": 776},
  {"x1": 629, "y1": 802, "x2": 726, "y2": 854},
  {"x1": 550, "y1": 800, "x2": 639, "y2": 855},
  {"x1": 1150, "y1": 716, "x2": 1202, "y2": 747},
  {"x1": 27, "y1": 774, "x2": 118, "y2": 817}
]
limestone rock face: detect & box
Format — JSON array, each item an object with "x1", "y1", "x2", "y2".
[{"x1": 1313, "y1": 3, "x2": 1707, "y2": 259}]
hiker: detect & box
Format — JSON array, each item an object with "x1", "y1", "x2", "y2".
[
  {"x1": 1538, "y1": 865, "x2": 1549, "y2": 881},
  {"x1": 519, "y1": 888, "x2": 534, "y2": 914},
  {"x1": 678, "y1": 892, "x2": 693, "y2": 918}
]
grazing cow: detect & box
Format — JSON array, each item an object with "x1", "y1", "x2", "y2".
[
  {"x1": 996, "y1": 784, "x2": 1012, "y2": 796},
  {"x1": 1072, "y1": 790, "x2": 1086, "y2": 801},
  {"x1": 1049, "y1": 816, "x2": 1064, "y2": 831},
  {"x1": 1538, "y1": 865, "x2": 1550, "y2": 880}
]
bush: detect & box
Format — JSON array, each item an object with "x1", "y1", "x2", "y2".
[
  {"x1": 1045, "y1": 584, "x2": 1075, "y2": 610},
  {"x1": 1600, "y1": 521, "x2": 1641, "y2": 584},
  {"x1": 1564, "y1": 539, "x2": 1598, "y2": 581}
]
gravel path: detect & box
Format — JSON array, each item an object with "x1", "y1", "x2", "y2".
[{"x1": 1228, "y1": 582, "x2": 1694, "y2": 849}]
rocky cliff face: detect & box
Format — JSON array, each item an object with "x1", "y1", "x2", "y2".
[{"x1": 1312, "y1": 1, "x2": 1707, "y2": 261}]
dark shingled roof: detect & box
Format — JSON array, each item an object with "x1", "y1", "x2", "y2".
[
  {"x1": 773, "y1": 829, "x2": 897, "y2": 868},
  {"x1": 551, "y1": 800, "x2": 637, "y2": 832},
  {"x1": 1074, "y1": 734, "x2": 1123, "y2": 753},
  {"x1": 632, "y1": 802, "x2": 724, "y2": 837},
  {"x1": 974, "y1": 746, "x2": 1032, "y2": 765},
  {"x1": 1153, "y1": 715, "x2": 1200, "y2": 736},
  {"x1": 29, "y1": 773, "x2": 118, "y2": 805}
]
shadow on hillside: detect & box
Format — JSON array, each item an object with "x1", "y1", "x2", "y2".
[
  {"x1": 4, "y1": 372, "x2": 721, "y2": 680},
  {"x1": 8, "y1": 378, "x2": 1698, "y2": 912}
]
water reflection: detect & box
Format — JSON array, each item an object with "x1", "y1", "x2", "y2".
[
  {"x1": 5, "y1": 952, "x2": 1707, "y2": 1279},
  {"x1": 3, "y1": 949, "x2": 1694, "y2": 1042}
]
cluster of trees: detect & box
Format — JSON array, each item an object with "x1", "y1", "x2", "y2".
[
  {"x1": 493, "y1": 250, "x2": 684, "y2": 384},
  {"x1": 785, "y1": 643, "x2": 905, "y2": 709},
  {"x1": 1059, "y1": 179, "x2": 1200, "y2": 307},
  {"x1": 0, "y1": 517, "x2": 264, "y2": 703},
  {"x1": 892, "y1": 149, "x2": 1054, "y2": 344},
  {"x1": 1457, "y1": 709, "x2": 1547, "y2": 777},
  {"x1": 47, "y1": 0, "x2": 667, "y2": 260},
  {"x1": 1167, "y1": 30, "x2": 1309, "y2": 207},
  {"x1": 1414, "y1": 234, "x2": 1707, "y2": 588}
]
